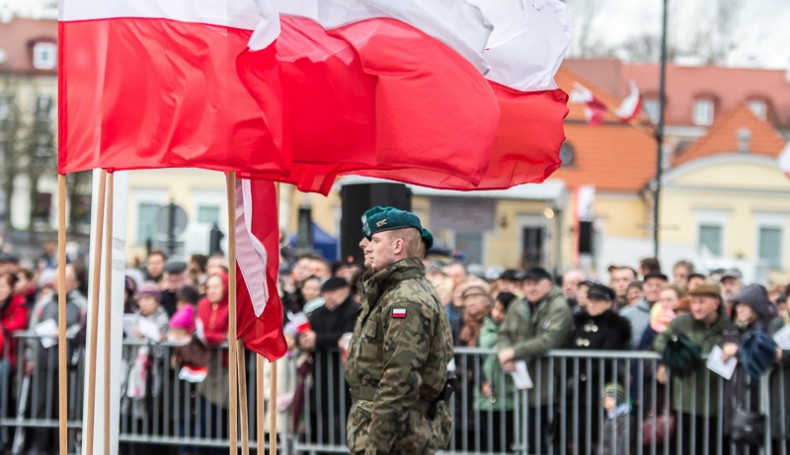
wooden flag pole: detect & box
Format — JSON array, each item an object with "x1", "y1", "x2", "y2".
[
  {"x1": 57, "y1": 174, "x2": 68, "y2": 455},
  {"x1": 237, "y1": 340, "x2": 249, "y2": 455},
  {"x1": 270, "y1": 181, "x2": 280, "y2": 455},
  {"x1": 269, "y1": 358, "x2": 278, "y2": 455},
  {"x1": 102, "y1": 172, "x2": 114, "y2": 455},
  {"x1": 256, "y1": 355, "x2": 264, "y2": 452},
  {"x1": 85, "y1": 169, "x2": 107, "y2": 455},
  {"x1": 226, "y1": 172, "x2": 238, "y2": 455}
]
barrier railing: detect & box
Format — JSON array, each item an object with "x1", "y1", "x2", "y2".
[{"x1": 0, "y1": 333, "x2": 788, "y2": 455}]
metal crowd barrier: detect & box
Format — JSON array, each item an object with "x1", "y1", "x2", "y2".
[{"x1": 0, "y1": 333, "x2": 788, "y2": 455}]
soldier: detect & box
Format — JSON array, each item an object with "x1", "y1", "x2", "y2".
[{"x1": 345, "y1": 207, "x2": 454, "y2": 455}]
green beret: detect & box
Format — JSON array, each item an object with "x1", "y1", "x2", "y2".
[
  {"x1": 421, "y1": 228, "x2": 434, "y2": 250},
  {"x1": 362, "y1": 206, "x2": 423, "y2": 239}
]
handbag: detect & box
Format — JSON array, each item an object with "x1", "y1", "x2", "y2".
[
  {"x1": 641, "y1": 411, "x2": 675, "y2": 445},
  {"x1": 730, "y1": 370, "x2": 766, "y2": 446},
  {"x1": 731, "y1": 407, "x2": 766, "y2": 446}
]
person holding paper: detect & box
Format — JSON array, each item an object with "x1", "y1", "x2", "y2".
[
  {"x1": 653, "y1": 283, "x2": 729, "y2": 455},
  {"x1": 720, "y1": 283, "x2": 784, "y2": 451},
  {"x1": 25, "y1": 262, "x2": 85, "y2": 455},
  {"x1": 495, "y1": 266, "x2": 572, "y2": 454}
]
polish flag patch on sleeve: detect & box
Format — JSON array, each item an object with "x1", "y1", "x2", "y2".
[{"x1": 392, "y1": 308, "x2": 407, "y2": 319}]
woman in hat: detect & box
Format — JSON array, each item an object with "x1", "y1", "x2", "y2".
[
  {"x1": 565, "y1": 283, "x2": 631, "y2": 454},
  {"x1": 720, "y1": 283, "x2": 783, "y2": 451}
]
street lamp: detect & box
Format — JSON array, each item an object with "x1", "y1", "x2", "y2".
[{"x1": 653, "y1": 0, "x2": 669, "y2": 258}]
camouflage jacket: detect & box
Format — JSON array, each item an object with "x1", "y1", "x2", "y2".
[{"x1": 345, "y1": 257, "x2": 453, "y2": 454}]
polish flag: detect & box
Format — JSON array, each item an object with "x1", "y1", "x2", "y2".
[
  {"x1": 58, "y1": 0, "x2": 288, "y2": 177},
  {"x1": 235, "y1": 179, "x2": 287, "y2": 361},
  {"x1": 60, "y1": 0, "x2": 570, "y2": 193},
  {"x1": 779, "y1": 142, "x2": 790, "y2": 179},
  {"x1": 178, "y1": 365, "x2": 209, "y2": 383},
  {"x1": 615, "y1": 80, "x2": 642, "y2": 122},
  {"x1": 238, "y1": 0, "x2": 571, "y2": 191},
  {"x1": 569, "y1": 83, "x2": 607, "y2": 126}
]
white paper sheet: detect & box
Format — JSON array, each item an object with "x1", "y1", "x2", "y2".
[
  {"x1": 510, "y1": 360, "x2": 533, "y2": 390},
  {"x1": 34, "y1": 319, "x2": 58, "y2": 348},
  {"x1": 706, "y1": 345, "x2": 738, "y2": 380},
  {"x1": 774, "y1": 325, "x2": 790, "y2": 350}
]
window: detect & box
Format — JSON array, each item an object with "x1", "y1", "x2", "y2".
[
  {"x1": 692, "y1": 98, "x2": 714, "y2": 126},
  {"x1": 758, "y1": 227, "x2": 782, "y2": 269},
  {"x1": 698, "y1": 224, "x2": 723, "y2": 256},
  {"x1": 754, "y1": 212, "x2": 786, "y2": 270},
  {"x1": 32, "y1": 42, "x2": 57, "y2": 70},
  {"x1": 748, "y1": 100, "x2": 767, "y2": 120},
  {"x1": 643, "y1": 98, "x2": 660, "y2": 123},
  {"x1": 137, "y1": 202, "x2": 162, "y2": 246},
  {"x1": 197, "y1": 205, "x2": 220, "y2": 226},
  {"x1": 559, "y1": 142, "x2": 575, "y2": 167}
]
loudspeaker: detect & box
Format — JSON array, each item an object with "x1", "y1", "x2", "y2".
[
  {"x1": 340, "y1": 183, "x2": 412, "y2": 264},
  {"x1": 578, "y1": 220, "x2": 593, "y2": 255}
]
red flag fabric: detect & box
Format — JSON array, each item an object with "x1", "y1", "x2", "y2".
[{"x1": 235, "y1": 178, "x2": 286, "y2": 361}]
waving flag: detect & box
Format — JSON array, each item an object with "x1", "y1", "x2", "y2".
[
  {"x1": 238, "y1": 0, "x2": 571, "y2": 191},
  {"x1": 235, "y1": 179, "x2": 287, "y2": 361},
  {"x1": 58, "y1": 0, "x2": 290, "y2": 177},
  {"x1": 615, "y1": 80, "x2": 642, "y2": 122},
  {"x1": 569, "y1": 83, "x2": 607, "y2": 126}
]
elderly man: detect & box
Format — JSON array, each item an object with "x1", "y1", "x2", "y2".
[
  {"x1": 495, "y1": 266, "x2": 572, "y2": 454},
  {"x1": 345, "y1": 207, "x2": 454, "y2": 454},
  {"x1": 301, "y1": 276, "x2": 359, "y2": 448},
  {"x1": 654, "y1": 284, "x2": 729, "y2": 455}
]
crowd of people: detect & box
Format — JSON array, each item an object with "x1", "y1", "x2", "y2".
[{"x1": 0, "y1": 234, "x2": 789, "y2": 454}]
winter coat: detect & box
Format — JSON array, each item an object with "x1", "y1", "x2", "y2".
[
  {"x1": 196, "y1": 285, "x2": 231, "y2": 407},
  {"x1": 599, "y1": 405, "x2": 636, "y2": 455},
  {"x1": 720, "y1": 314, "x2": 780, "y2": 434},
  {"x1": 475, "y1": 317, "x2": 511, "y2": 412},
  {"x1": 0, "y1": 294, "x2": 28, "y2": 368},
  {"x1": 768, "y1": 317, "x2": 790, "y2": 439},
  {"x1": 654, "y1": 310, "x2": 729, "y2": 417},
  {"x1": 495, "y1": 286, "x2": 573, "y2": 407},
  {"x1": 619, "y1": 298, "x2": 651, "y2": 350}
]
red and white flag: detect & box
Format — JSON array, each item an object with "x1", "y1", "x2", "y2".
[
  {"x1": 615, "y1": 80, "x2": 642, "y2": 122},
  {"x1": 569, "y1": 83, "x2": 607, "y2": 126},
  {"x1": 58, "y1": 0, "x2": 290, "y2": 178},
  {"x1": 235, "y1": 178, "x2": 287, "y2": 361},
  {"x1": 779, "y1": 141, "x2": 790, "y2": 179},
  {"x1": 238, "y1": 0, "x2": 571, "y2": 191}
]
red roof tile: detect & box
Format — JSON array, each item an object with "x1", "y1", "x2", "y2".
[
  {"x1": 0, "y1": 17, "x2": 57, "y2": 74},
  {"x1": 672, "y1": 104, "x2": 786, "y2": 167}
]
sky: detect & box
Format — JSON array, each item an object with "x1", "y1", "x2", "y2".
[
  {"x1": 5, "y1": 0, "x2": 790, "y2": 69},
  {"x1": 569, "y1": 0, "x2": 790, "y2": 69}
]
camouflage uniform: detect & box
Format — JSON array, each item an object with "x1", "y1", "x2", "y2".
[{"x1": 345, "y1": 257, "x2": 453, "y2": 455}]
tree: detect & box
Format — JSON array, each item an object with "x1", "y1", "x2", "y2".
[
  {"x1": 0, "y1": 86, "x2": 23, "y2": 230},
  {"x1": 565, "y1": 0, "x2": 614, "y2": 58},
  {"x1": 23, "y1": 93, "x2": 56, "y2": 239}
]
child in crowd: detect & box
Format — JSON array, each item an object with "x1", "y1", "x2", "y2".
[{"x1": 600, "y1": 383, "x2": 635, "y2": 455}]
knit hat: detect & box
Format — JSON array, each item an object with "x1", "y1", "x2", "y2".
[
  {"x1": 602, "y1": 383, "x2": 625, "y2": 403},
  {"x1": 135, "y1": 281, "x2": 162, "y2": 301},
  {"x1": 169, "y1": 305, "x2": 196, "y2": 332}
]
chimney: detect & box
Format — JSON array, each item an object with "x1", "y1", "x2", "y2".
[{"x1": 737, "y1": 127, "x2": 751, "y2": 153}]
